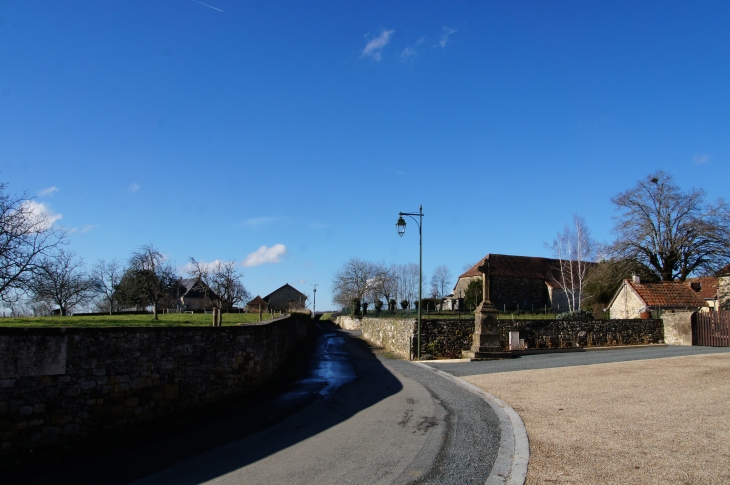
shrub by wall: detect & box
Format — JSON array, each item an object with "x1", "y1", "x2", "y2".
[{"x1": 0, "y1": 314, "x2": 312, "y2": 454}]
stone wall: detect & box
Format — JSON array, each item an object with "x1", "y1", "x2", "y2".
[
  {"x1": 360, "y1": 318, "x2": 414, "y2": 359},
  {"x1": 334, "y1": 316, "x2": 362, "y2": 330},
  {"x1": 359, "y1": 317, "x2": 473, "y2": 360},
  {"x1": 0, "y1": 315, "x2": 311, "y2": 454},
  {"x1": 498, "y1": 319, "x2": 664, "y2": 349},
  {"x1": 419, "y1": 319, "x2": 474, "y2": 359},
  {"x1": 609, "y1": 282, "x2": 645, "y2": 319},
  {"x1": 661, "y1": 310, "x2": 694, "y2": 346},
  {"x1": 490, "y1": 276, "x2": 551, "y2": 311}
]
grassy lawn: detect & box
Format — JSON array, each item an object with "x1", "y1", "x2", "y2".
[{"x1": 0, "y1": 312, "x2": 279, "y2": 328}]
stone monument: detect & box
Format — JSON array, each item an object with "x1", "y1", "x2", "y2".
[{"x1": 462, "y1": 257, "x2": 509, "y2": 359}]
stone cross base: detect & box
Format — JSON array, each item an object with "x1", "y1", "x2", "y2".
[{"x1": 470, "y1": 300, "x2": 502, "y2": 352}]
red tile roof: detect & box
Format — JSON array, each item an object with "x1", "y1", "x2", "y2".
[
  {"x1": 716, "y1": 263, "x2": 730, "y2": 276},
  {"x1": 627, "y1": 280, "x2": 708, "y2": 308},
  {"x1": 458, "y1": 254, "x2": 595, "y2": 287},
  {"x1": 684, "y1": 277, "x2": 719, "y2": 300}
]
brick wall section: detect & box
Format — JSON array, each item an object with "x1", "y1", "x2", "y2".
[
  {"x1": 497, "y1": 319, "x2": 664, "y2": 349},
  {"x1": 0, "y1": 315, "x2": 311, "y2": 454}
]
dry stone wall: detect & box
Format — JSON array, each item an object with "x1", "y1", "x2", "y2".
[
  {"x1": 0, "y1": 315, "x2": 311, "y2": 454},
  {"x1": 358, "y1": 317, "x2": 664, "y2": 359},
  {"x1": 360, "y1": 318, "x2": 414, "y2": 359},
  {"x1": 498, "y1": 319, "x2": 664, "y2": 349}
]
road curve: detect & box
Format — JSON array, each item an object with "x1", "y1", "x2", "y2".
[{"x1": 133, "y1": 325, "x2": 505, "y2": 485}]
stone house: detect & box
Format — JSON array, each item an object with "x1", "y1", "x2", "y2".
[
  {"x1": 452, "y1": 254, "x2": 595, "y2": 312},
  {"x1": 717, "y1": 263, "x2": 730, "y2": 310},
  {"x1": 246, "y1": 295, "x2": 269, "y2": 313},
  {"x1": 607, "y1": 275, "x2": 708, "y2": 346},
  {"x1": 684, "y1": 276, "x2": 719, "y2": 312},
  {"x1": 173, "y1": 277, "x2": 219, "y2": 311},
  {"x1": 263, "y1": 284, "x2": 308, "y2": 312}
]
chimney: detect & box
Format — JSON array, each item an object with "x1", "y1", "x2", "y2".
[{"x1": 632, "y1": 275, "x2": 641, "y2": 284}]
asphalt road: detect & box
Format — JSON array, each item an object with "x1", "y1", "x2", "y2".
[
  {"x1": 427, "y1": 344, "x2": 730, "y2": 377},
  {"x1": 133, "y1": 326, "x2": 502, "y2": 485}
]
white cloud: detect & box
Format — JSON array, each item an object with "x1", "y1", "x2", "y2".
[
  {"x1": 129, "y1": 183, "x2": 140, "y2": 192},
  {"x1": 242, "y1": 244, "x2": 287, "y2": 267},
  {"x1": 68, "y1": 224, "x2": 96, "y2": 235},
  {"x1": 439, "y1": 27, "x2": 457, "y2": 48},
  {"x1": 400, "y1": 36, "x2": 426, "y2": 62},
  {"x1": 693, "y1": 154, "x2": 711, "y2": 164},
  {"x1": 21, "y1": 201, "x2": 62, "y2": 230},
  {"x1": 38, "y1": 186, "x2": 58, "y2": 196},
  {"x1": 362, "y1": 29, "x2": 395, "y2": 61}
]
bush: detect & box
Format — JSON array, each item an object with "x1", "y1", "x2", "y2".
[
  {"x1": 400, "y1": 300, "x2": 409, "y2": 310},
  {"x1": 352, "y1": 298, "x2": 361, "y2": 317},
  {"x1": 374, "y1": 300, "x2": 384, "y2": 312}
]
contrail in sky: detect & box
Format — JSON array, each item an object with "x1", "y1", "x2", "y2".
[{"x1": 192, "y1": 0, "x2": 223, "y2": 12}]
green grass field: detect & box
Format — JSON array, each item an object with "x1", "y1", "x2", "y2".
[{"x1": 0, "y1": 312, "x2": 279, "y2": 328}]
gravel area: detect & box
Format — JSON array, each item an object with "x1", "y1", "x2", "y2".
[{"x1": 460, "y1": 353, "x2": 730, "y2": 485}]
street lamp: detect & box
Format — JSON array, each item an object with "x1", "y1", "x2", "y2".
[
  {"x1": 312, "y1": 284, "x2": 318, "y2": 316},
  {"x1": 396, "y1": 205, "x2": 423, "y2": 360}
]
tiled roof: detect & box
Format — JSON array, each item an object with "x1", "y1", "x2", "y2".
[
  {"x1": 458, "y1": 254, "x2": 594, "y2": 286},
  {"x1": 627, "y1": 280, "x2": 708, "y2": 308},
  {"x1": 263, "y1": 283, "x2": 307, "y2": 301},
  {"x1": 685, "y1": 277, "x2": 719, "y2": 300},
  {"x1": 247, "y1": 295, "x2": 266, "y2": 306}
]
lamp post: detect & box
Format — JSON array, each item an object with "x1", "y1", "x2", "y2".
[
  {"x1": 312, "y1": 284, "x2": 318, "y2": 316},
  {"x1": 396, "y1": 205, "x2": 423, "y2": 360}
]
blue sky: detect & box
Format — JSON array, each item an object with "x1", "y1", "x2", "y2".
[{"x1": 2, "y1": 1, "x2": 729, "y2": 310}]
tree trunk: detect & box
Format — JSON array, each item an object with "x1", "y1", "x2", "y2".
[{"x1": 153, "y1": 303, "x2": 158, "y2": 320}]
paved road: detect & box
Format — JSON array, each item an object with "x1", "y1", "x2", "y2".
[
  {"x1": 132, "y1": 325, "x2": 502, "y2": 485},
  {"x1": 427, "y1": 344, "x2": 730, "y2": 377}
]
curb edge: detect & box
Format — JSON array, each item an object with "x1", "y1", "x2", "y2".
[{"x1": 411, "y1": 362, "x2": 529, "y2": 485}]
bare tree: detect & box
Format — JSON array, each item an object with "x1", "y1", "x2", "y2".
[
  {"x1": 188, "y1": 258, "x2": 251, "y2": 326},
  {"x1": 394, "y1": 263, "x2": 420, "y2": 311},
  {"x1": 430, "y1": 265, "x2": 453, "y2": 300},
  {"x1": 91, "y1": 259, "x2": 122, "y2": 315},
  {"x1": 331, "y1": 258, "x2": 379, "y2": 310},
  {"x1": 368, "y1": 263, "x2": 398, "y2": 308},
  {"x1": 29, "y1": 250, "x2": 95, "y2": 316},
  {"x1": 0, "y1": 182, "x2": 65, "y2": 303},
  {"x1": 547, "y1": 215, "x2": 594, "y2": 312},
  {"x1": 610, "y1": 171, "x2": 730, "y2": 281}
]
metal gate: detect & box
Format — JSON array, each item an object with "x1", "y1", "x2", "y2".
[{"x1": 694, "y1": 311, "x2": 730, "y2": 347}]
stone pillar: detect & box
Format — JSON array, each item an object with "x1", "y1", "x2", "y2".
[
  {"x1": 463, "y1": 259, "x2": 509, "y2": 359},
  {"x1": 470, "y1": 297, "x2": 502, "y2": 352}
]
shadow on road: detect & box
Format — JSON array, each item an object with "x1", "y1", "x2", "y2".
[{"x1": 1, "y1": 322, "x2": 403, "y2": 485}]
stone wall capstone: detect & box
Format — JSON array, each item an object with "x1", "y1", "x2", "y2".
[{"x1": 0, "y1": 314, "x2": 311, "y2": 454}]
